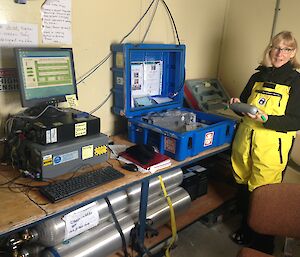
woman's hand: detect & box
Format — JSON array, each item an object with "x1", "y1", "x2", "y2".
[
  {"x1": 229, "y1": 97, "x2": 241, "y2": 104},
  {"x1": 246, "y1": 109, "x2": 268, "y2": 123}
]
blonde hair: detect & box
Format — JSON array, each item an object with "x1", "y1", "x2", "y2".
[{"x1": 260, "y1": 31, "x2": 300, "y2": 69}]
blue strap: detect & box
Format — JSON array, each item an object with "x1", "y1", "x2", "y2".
[{"x1": 48, "y1": 248, "x2": 61, "y2": 257}]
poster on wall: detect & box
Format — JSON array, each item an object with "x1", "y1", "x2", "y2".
[
  {"x1": 41, "y1": 0, "x2": 72, "y2": 44},
  {"x1": 0, "y1": 22, "x2": 38, "y2": 61}
]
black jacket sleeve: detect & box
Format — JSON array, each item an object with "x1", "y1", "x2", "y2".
[{"x1": 264, "y1": 75, "x2": 300, "y2": 132}]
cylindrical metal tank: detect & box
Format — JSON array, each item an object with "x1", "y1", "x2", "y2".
[
  {"x1": 126, "y1": 168, "x2": 183, "y2": 203},
  {"x1": 128, "y1": 186, "x2": 189, "y2": 223},
  {"x1": 17, "y1": 244, "x2": 45, "y2": 257},
  {"x1": 29, "y1": 190, "x2": 128, "y2": 247},
  {"x1": 144, "y1": 187, "x2": 191, "y2": 228},
  {"x1": 41, "y1": 213, "x2": 134, "y2": 257}
]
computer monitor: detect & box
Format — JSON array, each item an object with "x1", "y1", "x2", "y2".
[{"x1": 14, "y1": 47, "x2": 77, "y2": 110}]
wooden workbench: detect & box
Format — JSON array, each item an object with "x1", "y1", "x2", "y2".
[{"x1": 0, "y1": 135, "x2": 236, "y2": 256}]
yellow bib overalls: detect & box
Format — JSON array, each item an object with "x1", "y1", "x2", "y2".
[{"x1": 231, "y1": 82, "x2": 296, "y2": 191}]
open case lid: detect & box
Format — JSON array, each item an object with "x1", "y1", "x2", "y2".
[{"x1": 111, "y1": 43, "x2": 186, "y2": 118}]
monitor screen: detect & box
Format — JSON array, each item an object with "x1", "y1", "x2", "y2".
[{"x1": 14, "y1": 47, "x2": 77, "y2": 108}]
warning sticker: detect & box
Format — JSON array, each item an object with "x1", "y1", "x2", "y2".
[
  {"x1": 204, "y1": 131, "x2": 214, "y2": 147},
  {"x1": 94, "y1": 145, "x2": 107, "y2": 156},
  {"x1": 43, "y1": 154, "x2": 53, "y2": 166},
  {"x1": 164, "y1": 136, "x2": 176, "y2": 154}
]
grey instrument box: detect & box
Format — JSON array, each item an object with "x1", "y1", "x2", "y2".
[
  {"x1": 184, "y1": 79, "x2": 240, "y2": 120},
  {"x1": 25, "y1": 133, "x2": 108, "y2": 179}
]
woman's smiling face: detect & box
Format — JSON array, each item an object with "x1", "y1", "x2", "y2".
[{"x1": 270, "y1": 42, "x2": 296, "y2": 68}]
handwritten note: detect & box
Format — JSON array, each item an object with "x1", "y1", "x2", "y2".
[
  {"x1": 0, "y1": 22, "x2": 38, "y2": 47},
  {"x1": 41, "y1": 0, "x2": 72, "y2": 44},
  {"x1": 65, "y1": 94, "x2": 78, "y2": 107},
  {"x1": 63, "y1": 202, "x2": 99, "y2": 241}
]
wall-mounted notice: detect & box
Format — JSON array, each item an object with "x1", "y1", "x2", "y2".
[
  {"x1": 0, "y1": 22, "x2": 38, "y2": 61},
  {"x1": 41, "y1": 0, "x2": 72, "y2": 44},
  {"x1": 0, "y1": 22, "x2": 38, "y2": 47}
]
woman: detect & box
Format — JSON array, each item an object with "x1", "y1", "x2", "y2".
[{"x1": 230, "y1": 31, "x2": 300, "y2": 254}]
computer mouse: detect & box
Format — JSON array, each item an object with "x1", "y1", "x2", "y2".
[{"x1": 122, "y1": 163, "x2": 138, "y2": 172}]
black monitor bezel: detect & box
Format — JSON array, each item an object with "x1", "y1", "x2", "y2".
[{"x1": 14, "y1": 47, "x2": 78, "y2": 108}]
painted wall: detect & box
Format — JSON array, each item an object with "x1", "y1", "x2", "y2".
[
  {"x1": 218, "y1": 0, "x2": 275, "y2": 97},
  {"x1": 219, "y1": 0, "x2": 300, "y2": 98},
  {"x1": 0, "y1": 0, "x2": 299, "y2": 170},
  {"x1": 0, "y1": 0, "x2": 229, "y2": 140}
]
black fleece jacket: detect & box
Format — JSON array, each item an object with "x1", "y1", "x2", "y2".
[{"x1": 240, "y1": 61, "x2": 300, "y2": 132}]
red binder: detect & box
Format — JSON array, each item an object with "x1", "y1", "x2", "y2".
[{"x1": 119, "y1": 151, "x2": 171, "y2": 173}]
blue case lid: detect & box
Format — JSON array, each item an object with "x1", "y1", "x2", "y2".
[{"x1": 111, "y1": 43, "x2": 186, "y2": 118}]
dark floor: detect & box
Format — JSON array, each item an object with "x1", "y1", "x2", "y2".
[{"x1": 171, "y1": 214, "x2": 300, "y2": 257}]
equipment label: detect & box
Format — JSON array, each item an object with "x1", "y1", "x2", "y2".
[
  {"x1": 82, "y1": 145, "x2": 93, "y2": 160},
  {"x1": 53, "y1": 150, "x2": 79, "y2": 165},
  {"x1": 46, "y1": 128, "x2": 57, "y2": 144},
  {"x1": 63, "y1": 202, "x2": 99, "y2": 241},
  {"x1": 164, "y1": 136, "x2": 176, "y2": 154},
  {"x1": 43, "y1": 154, "x2": 53, "y2": 166},
  {"x1": 75, "y1": 122, "x2": 87, "y2": 137},
  {"x1": 204, "y1": 131, "x2": 214, "y2": 147}
]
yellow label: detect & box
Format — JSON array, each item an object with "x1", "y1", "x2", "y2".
[
  {"x1": 75, "y1": 122, "x2": 87, "y2": 137},
  {"x1": 43, "y1": 154, "x2": 53, "y2": 166},
  {"x1": 82, "y1": 145, "x2": 94, "y2": 160},
  {"x1": 66, "y1": 94, "x2": 78, "y2": 107},
  {"x1": 116, "y1": 52, "x2": 124, "y2": 68},
  {"x1": 94, "y1": 145, "x2": 107, "y2": 156}
]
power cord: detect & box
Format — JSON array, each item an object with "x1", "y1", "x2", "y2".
[{"x1": 76, "y1": 0, "x2": 182, "y2": 114}]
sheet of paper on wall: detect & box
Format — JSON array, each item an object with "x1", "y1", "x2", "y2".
[
  {"x1": 131, "y1": 62, "x2": 144, "y2": 92},
  {"x1": 143, "y1": 61, "x2": 163, "y2": 96},
  {"x1": 41, "y1": 0, "x2": 72, "y2": 44},
  {"x1": 0, "y1": 22, "x2": 38, "y2": 60},
  {"x1": 131, "y1": 61, "x2": 162, "y2": 107}
]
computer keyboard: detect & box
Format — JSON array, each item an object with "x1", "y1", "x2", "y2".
[{"x1": 39, "y1": 166, "x2": 124, "y2": 203}]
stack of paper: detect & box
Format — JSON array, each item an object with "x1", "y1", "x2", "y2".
[{"x1": 118, "y1": 151, "x2": 171, "y2": 173}]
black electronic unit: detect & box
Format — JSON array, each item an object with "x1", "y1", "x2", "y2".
[
  {"x1": 181, "y1": 165, "x2": 208, "y2": 200},
  {"x1": 24, "y1": 108, "x2": 100, "y2": 145}
]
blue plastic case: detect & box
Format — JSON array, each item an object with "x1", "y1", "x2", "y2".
[{"x1": 111, "y1": 43, "x2": 236, "y2": 161}]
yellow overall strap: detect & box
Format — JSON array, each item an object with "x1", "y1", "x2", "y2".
[{"x1": 158, "y1": 175, "x2": 177, "y2": 257}]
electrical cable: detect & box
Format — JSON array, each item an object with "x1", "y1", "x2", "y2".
[
  {"x1": 79, "y1": 0, "x2": 157, "y2": 114},
  {"x1": 13, "y1": 105, "x2": 67, "y2": 120},
  {"x1": 77, "y1": 0, "x2": 182, "y2": 114},
  {"x1": 141, "y1": 0, "x2": 160, "y2": 43},
  {"x1": 160, "y1": 0, "x2": 181, "y2": 45},
  {"x1": 76, "y1": 0, "x2": 157, "y2": 87},
  {"x1": 169, "y1": 68, "x2": 186, "y2": 99},
  {"x1": 89, "y1": 91, "x2": 113, "y2": 114}
]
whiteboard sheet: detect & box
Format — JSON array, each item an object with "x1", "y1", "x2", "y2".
[
  {"x1": 41, "y1": 0, "x2": 72, "y2": 44},
  {"x1": 0, "y1": 22, "x2": 38, "y2": 47},
  {"x1": 0, "y1": 22, "x2": 38, "y2": 61}
]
